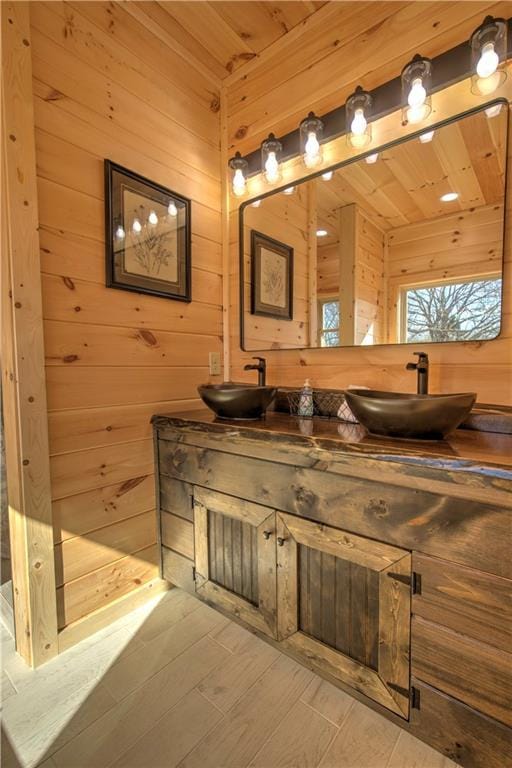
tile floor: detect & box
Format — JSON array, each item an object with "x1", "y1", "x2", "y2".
[{"x1": 1, "y1": 588, "x2": 459, "y2": 768}]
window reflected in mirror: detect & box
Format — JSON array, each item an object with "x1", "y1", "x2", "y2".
[{"x1": 240, "y1": 103, "x2": 507, "y2": 351}]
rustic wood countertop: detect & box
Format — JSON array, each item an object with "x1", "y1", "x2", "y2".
[{"x1": 152, "y1": 409, "x2": 512, "y2": 478}]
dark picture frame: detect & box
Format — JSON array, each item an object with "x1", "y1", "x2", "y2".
[
  {"x1": 105, "y1": 160, "x2": 191, "y2": 302},
  {"x1": 250, "y1": 230, "x2": 293, "y2": 320}
]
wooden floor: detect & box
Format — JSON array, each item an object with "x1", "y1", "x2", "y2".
[{"x1": 1, "y1": 588, "x2": 459, "y2": 768}]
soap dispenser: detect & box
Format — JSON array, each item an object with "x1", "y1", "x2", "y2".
[{"x1": 298, "y1": 378, "x2": 314, "y2": 417}]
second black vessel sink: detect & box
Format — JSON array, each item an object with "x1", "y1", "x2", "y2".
[
  {"x1": 198, "y1": 383, "x2": 277, "y2": 420},
  {"x1": 344, "y1": 389, "x2": 476, "y2": 440}
]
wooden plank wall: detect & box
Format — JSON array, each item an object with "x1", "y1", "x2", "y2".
[
  {"x1": 226, "y1": 1, "x2": 512, "y2": 404},
  {"x1": 242, "y1": 185, "x2": 310, "y2": 349},
  {"x1": 317, "y1": 242, "x2": 339, "y2": 297},
  {"x1": 28, "y1": 1, "x2": 222, "y2": 629},
  {"x1": 386, "y1": 204, "x2": 504, "y2": 342}
]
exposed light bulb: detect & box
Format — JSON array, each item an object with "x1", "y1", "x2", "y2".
[
  {"x1": 365, "y1": 153, "x2": 379, "y2": 164},
  {"x1": 232, "y1": 168, "x2": 246, "y2": 197},
  {"x1": 351, "y1": 108, "x2": 367, "y2": 136},
  {"x1": 283, "y1": 186, "x2": 295, "y2": 195},
  {"x1": 419, "y1": 130, "x2": 434, "y2": 144},
  {"x1": 168, "y1": 201, "x2": 178, "y2": 216},
  {"x1": 264, "y1": 151, "x2": 280, "y2": 184},
  {"x1": 440, "y1": 192, "x2": 458, "y2": 202},
  {"x1": 406, "y1": 77, "x2": 428, "y2": 125},
  {"x1": 477, "y1": 42, "x2": 499, "y2": 78},
  {"x1": 316, "y1": 229, "x2": 328, "y2": 237},
  {"x1": 485, "y1": 103, "x2": 502, "y2": 119},
  {"x1": 349, "y1": 108, "x2": 370, "y2": 148},
  {"x1": 148, "y1": 210, "x2": 158, "y2": 225},
  {"x1": 132, "y1": 218, "x2": 142, "y2": 233},
  {"x1": 304, "y1": 131, "x2": 321, "y2": 168},
  {"x1": 251, "y1": 199, "x2": 262, "y2": 208},
  {"x1": 115, "y1": 224, "x2": 125, "y2": 240},
  {"x1": 322, "y1": 171, "x2": 333, "y2": 181},
  {"x1": 408, "y1": 77, "x2": 427, "y2": 108}
]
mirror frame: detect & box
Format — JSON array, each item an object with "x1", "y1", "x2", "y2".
[{"x1": 239, "y1": 98, "x2": 509, "y2": 352}]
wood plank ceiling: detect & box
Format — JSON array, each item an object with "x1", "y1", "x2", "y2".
[
  {"x1": 315, "y1": 109, "x2": 507, "y2": 242},
  {"x1": 147, "y1": 1, "x2": 327, "y2": 79}
]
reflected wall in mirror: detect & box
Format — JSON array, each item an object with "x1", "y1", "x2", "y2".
[{"x1": 240, "y1": 104, "x2": 507, "y2": 351}]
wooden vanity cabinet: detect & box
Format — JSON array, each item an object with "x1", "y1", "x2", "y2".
[{"x1": 153, "y1": 418, "x2": 512, "y2": 768}]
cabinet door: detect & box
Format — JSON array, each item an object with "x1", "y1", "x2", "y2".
[
  {"x1": 193, "y1": 487, "x2": 278, "y2": 638},
  {"x1": 276, "y1": 512, "x2": 411, "y2": 718}
]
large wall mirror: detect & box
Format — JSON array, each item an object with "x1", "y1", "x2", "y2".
[{"x1": 240, "y1": 102, "x2": 507, "y2": 351}]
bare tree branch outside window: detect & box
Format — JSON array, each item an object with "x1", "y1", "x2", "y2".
[
  {"x1": 405, "y1": 278, "x2": 502, "y2": 343},
  {"x1": 319, "y1": 299, "x2": 340, "y2": 346}
]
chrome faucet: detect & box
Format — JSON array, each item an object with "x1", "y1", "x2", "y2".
[
  {"x1": 406, "y1": 352, "x2": 429, "y2": 395},
  {"x1": 244, "y1": 356, "x2": 266, "y2": 386}
]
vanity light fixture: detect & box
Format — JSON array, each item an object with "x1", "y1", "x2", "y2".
[
  {"x1": 167, "y1": 201, "x2": 178, "y2": 217},
  {"x1": 148, "y1": 210, "x2": 158, "y2": 225},
  {"x1": 470, "y1": 16, "x2": 507, "y2": 96},
  {"x1": 283, "y1": 186, "x2": 295, "y2": 195},
  {"x1": 299, "y1": 112, "x2": 324, "y2": 168},
  {"x1": 132, "y1": 218, "x2": 142, "y2": 234},
  {"x1": 485, "y1": 103, "x2": 503, "y2": 118},
  {"x1": 419, "y1": 130, "x2": 435, "y2": 143},
  {"x1": 440, "y1": 192, "x2": 459, "y2": 202},
  {"x1": 365, "y1": 153, "x2": 379, "y2": 164},
  {"x1": 228, "y1": 151, "x2": 249, "y2": 197},
  {"x1": 230, "y1": 16, "x2": 510, "y2": 187},
  {"x1": 401, "y1": 55, "x2": 432, "y2": 125},
  {"x1": 261, "y1": 133, "x2": 282, "y2": 184},
  {"x1": 316, "y1": 229, "x2": 328, "y2": 237},
  {"x1": 346, "y1": 86, "x2": 372, "y2": 148},
  {"x1": 115, "y1": 223, "x2": 125, "y2": 240}
]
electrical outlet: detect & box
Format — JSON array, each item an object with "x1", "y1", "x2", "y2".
[{"x1": 209, "y1": 351, "x2": 221, "y2": 376}]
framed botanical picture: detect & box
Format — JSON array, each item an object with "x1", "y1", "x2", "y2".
[
  {"x1": 250, "y1": 230, "x2": 293, "y2": 320},
  {"x1": 105, "y1": 160, "x2": 191, "y2": 302}
]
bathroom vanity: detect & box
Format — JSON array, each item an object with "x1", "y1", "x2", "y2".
[{"x1": 152, "y1": 409, "x2": 512, "y2": 768}]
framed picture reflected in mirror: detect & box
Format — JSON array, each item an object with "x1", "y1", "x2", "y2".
[
  {"x1": 250, "y1": 230, "x2": 293, "y2": 320},
  {"x1": 105, "y1": 160, "x2": 191, "y2": 302}
]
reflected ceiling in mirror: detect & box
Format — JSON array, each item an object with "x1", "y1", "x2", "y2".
[{"x1": 240, "y1": 103, "x2": 507, "y2": 351}]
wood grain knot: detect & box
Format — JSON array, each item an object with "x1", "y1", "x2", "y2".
[
  {"x1": 367, "y1": 499, "x2": 388, "y2": 518},
  {"x1": 137, "y1": 329, "x2": 158, "y2": 347},
  {"x1": 44, "y1": 89, "x2": 65, "y2": 102},
  {"x1": 62, "y1": 276, "x2": 75, "y2": 290},
  {"x1": 63, "y1": 354, "x2": 79, "y2": 363},
  {"x1": 235, "y1": 125, "x2": 248, "y2": 140},
  {"x1": 117, "y1": 476, "x2": 146, "y2": 496}
]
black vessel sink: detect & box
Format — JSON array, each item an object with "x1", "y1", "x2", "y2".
[
  {"x1": 198, "y1": 383, "x2": 277, "y2": 420},
  {"x1": 344, "y1": 389, "x2": 476, "y2": 440}
]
